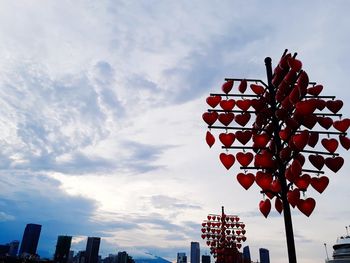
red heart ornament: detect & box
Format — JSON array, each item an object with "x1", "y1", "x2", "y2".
[
  {"x1": 291, "y1": 159, "x2": 302, "y2": 177},
  {"x1": 250, "y1": 84, "x2": 265, "y2": 95},
  {"x1": 235, "y1": 130, "x2": 252, "y2": 145},
  {"x1": 202, "y1": 112, "x2": 218, "y2": 126},
  {"x1": 297, "y1": 71, "x2": 309, "y2": 91},
  {"x1": 282, "y1": 96, "x2": 293, "y2": 110},
  {"x1": 270, "y1": 179, "x2": 281, "y2": 193},
  {"x1": 308, "y1": 154, "x2": 325, "y2": 170},
  {"x1": 220, "y1": 99, "x2": 235, "y2": 111},
  {"x1": 284, "y1": 70, "x2": 297, "y2": 84},
  {"x1": 321, "y1": 138, "x2": 338, "y2": 153},
  {"x1": 326, "y1": 100, "x2": 343, "y2": 113},
  {"x1": 285, "y1": 166, "x2": 296, "y2": 182},
  {"x1": 308, "y1": 132, "x2": 319, "y2": 148},
  {"x1": 296, "y1": 153, "x2": 305, "y2": 166},
  {"x1": 311, "y1": 176, "x2": 329, "y2": 193},
  {"x1": 297, "y1": 198, "x2": 316, "y2": 217},
  {"x1": 206, "y1": 96, "x2": 222, "y2": 108},
  {"x1": 302, "y1": 115, "x2": 318, "y2": 129},
  {"x1": 333, "y1": 119, "x2": 350, "y2": 133},
  {"x1": 259, "y1": 199, "x2": 271, "y2": 218},
  {"x1": 288, "y1": 57, "x2": 302, "y2": 72},
  {"x1": 254, "y1": 152, "x2": 275, "y2": 169},
  {"x1": 251, "y1": 98, "x2": 265, "y2": 111},
  {"x1": 287, "y1": 189, "x2": 300, "y2": 208},
  {"x1": 307, "y1": 85, "x2": 323, "y2": 96},
  {"x1": 236, "y1": 173, "x2": 255, "y2": 190},
  {"x1": 206, "y1": 131, "x2": 215, "y2": 148},
  {"x1": 296, "y1": 100, "x2": 317, "y2": 115},
  {"x1": 235, "y1": 113, "x2": 251, "y2": 127},
  {"x1": 292, "y1": 131, "x2": 309, "y2": 150},
  {"x1": 238, "y1": 79, "x2": 247, "y2": 93},
  {"x1": 275, "y1": 198, "x2": 283, "y2": 214},
  {"x1": 253, "y1": 133, "x2": 270, "y2": 148},
  {"x1": 279, "y1": 128, "x2": 291, "y2": 141},
  {"x1": 219, "y1": 153, "x2": 235, "y2": 170},
  {"x1": 219, "y1": 133, "x2": 235, "y2": 147},
  {"x1": 236, "y1": 152, "x2": 254, "y2": 167},
  {"x1": 294, "y1": 174, "x2": 311, "y2": 191},
  {"x1": 218, "y1": 112, "x2": 235, "y2": 126},
  {"x1": 255, "y1": 171, "x2": 273, "y2": 190},
  {"x1": 279, "y1": 53, "x2": 292, "y2": 69},
  {"x1": 222, "y1": 80, "x2": 234, "y2": 94},
  {"x1": 236, "y1": 99, "x2": 251, "y2": 111},
  {"x1": 280, "y1": 147, "x2": 292, "y2": 161},
  {"x1": 340, "y1": 135, "x2": 350, "y2": 150},
  {"x1": 316, "y1": 99, "x2": 326, "y2": 110},
  {"x1": 325, "y1": 156, "x2": 344, "y2": 172},
  {"x1": 317, "y1": 117, "x2": 333, "y2": 130}
]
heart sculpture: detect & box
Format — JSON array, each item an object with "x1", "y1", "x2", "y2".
[
  {"x1": 340, "y1": 135, "x2": 350, "y2": 150},
  {"x1": 333, "y1": 119, "x2": 350, "y2": 133},
  {"x1": 206, "y1": 96, "x2": 222, "y2": 108},
  {"x1": 325, "y1": 156, "x2": 344, "y2": 172},
  {"x1": 275, "y1": 198, "x2": 283, "y2": 214},
  {"x1": 235, "y1": 113, "x2": 251, "y2": 127},
  {"x1": 307, "y1": 84, "x2": 323, "y2": 96},
  {"x1": 287, "y1": 189, "x2": 300, "y2": 208},
  {"x1": 326, "y1": 100, "x2": 343, "y2": 113},
  {"x1": 222, "y1": 80, "x2": 234, "y2": 94},
  {"x1": 203, "y1": 112, "x2": 218, "y2": 126},
  {"x1": 321, "y1": 138, "x2": 339, "y2": 153},
  {"x1": 218, "y1": 113, "x2": 235, "y2": 126},
  {"x1": 236, "y1": 99, "x2": 251, "y2": 111},
  {"x1": 307, "y1": 132, "x2": 319, "y2": 147},
  {"x1": 236, "y1": 152, "x2": 254, "y2": 167},
  {"x1": 219, "y1": 153, "x2": 235, "y2": 170},
  {"x1": 237, "y1": 173, "x2": 255, "y2": 190},
  {"x1": 310, "y1": 176, "x2": 329, "y2": 193},
  {"x1": 250, "y1": 84, "x2": 265, "y2": 95},
  {"x1": 292, "y1": 131, "x2": 309, "y2": 150},
  {"x1": 220, "y1": 99, "x2": 235, "y2": 111},
  {"x1": 238, "y1": 79, "x2": 247, "y2": 93},
  {"x1": 294, "y1": 174, "x2": 311, "y2": 191},
  {"x1": 259, "y1": 199, "x2": 271, "y2": 218},
  {"x1": 297, "y1": 198, "x2": 316, "y2": 217},
  {"x1": 206, "y1": 131, "x2": 215, "y2": 148},
  {"x1": 255, "y1": 171, "x2": 273, "y2": 190},
  {"x1": 308, "y1": 154, "x2": 325, "y2": 170},
  {"x1": 219, "y1": 133, "x2": 235, "y2": 147},
  {"x1": 317, "y1": 117, "x2": 333, "y2": 130},
  {"x1": 235, "y1": 131, "x2": 252, "y2": 145}
]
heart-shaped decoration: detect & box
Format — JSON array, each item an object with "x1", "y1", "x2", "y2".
[
  {"x1": 316, "y1": 99, "x2": 326, "y2": 110},
  {"x1": 292, "y1": 131, "x2": 309, "y2": 150},
  {"x1": 219, "y1": 133, "x2": 235, "y2": 147},
  {"x1": 202, "y1": 112, "x2": 218, "y2": 126},
  {"x1": 236, "y1": 152, "x2": 254, "y2": 167},
  {"x1": 294, "y1": 174, "x2": 311, "y2": 191},
  {"x1": 317, "y1": 117, "x2": 333, "y2": 130},
  {"x1": 251, "y1": 98, "x2": 265, "y2": 111},
  {"x1": 284, "y1": 70, "x2": 297, "y2": 84},
  {"x1": 218, "y1": 112, "x2": 235, "y2": 126},
  {"x1": 326, "y1": 100, "x2": 343, "y2": 113},
  {"x1": 236, "y1": 173, "x2": 255, "y2": 190},
  {"x1": 287, "y1": 117, "x2": 301, "y2": 130},
  {"x1": 220, "y1": 99, "x2": 235, "y2": 111},
  {"x1": 291, "y1": 159, "x2": 302, "y2": 177},
  {"x1": 206, "y1": 96, "x2": 222, "y2": 108},
  {"x1": 219, "y1": 153, "x2": 235, "y2": 170},
  {"x1": 238, "y1": 79, "x2": 247, "y2": 93},
  {"x1": 297, "y1": 71, "x2": 309, "y2": 91},
  {"x1": 280, "y1": 147, "x2": 292, "y2": 161},
  {"x1": 296, "y1": 100, "x2": 317, "y2": 115},
  {"x1": 285, "y1": 166, "x2": 297, "y2": 182},
  {"x1": 321, "y1": 138, "x2": 338, "y2": 153},
  {"x1": 235, "y1": 113, "x2": 251, "y2": 127},
  {"x1": 279, "y1": 53, "x2": 292, "y2": 69},
  {"x1": 236, "y1": 244, "x2": 242, "y2": 249},
  {"x1": 236, "y1": 99, "x2": 251, "y2": 111},
  {"x1": 308, "y1": 154, "x2": 325, "y2": 170},
  {"x1": 270, "y1": 179, "x2": 281, "y2": 193},
  {"x1": 287, "y1": 189, "x2": 300, "y2": 208},
  {"x1": 279, "y1": 128, "x2": 291, "y2": 141},
  {"x1": 333, "y1": 119, "x2": 350, "y2": 133},
  {"x1": 206, "y1": 131, "x2": 215, "y2": 148},
  {"x1": 255, "y1": 171, "x2": 273, "y2": 190},
  {"x1": 222, "y1": 80, "x2": 234, "y2": 94},
  {"x1": 289, "y1": 86, "x2": 300, "y2": 106},
  {"x1": 311, "y1": 176, "x2": 329, "y2": 193},
  {"x1": 275, "y1": 198, "x2": 283, "y2": 214},
  {"x1": 235, "y1": 130, "x2": 252, "y2": 145},
  {"x1": 340, "y1": 135, "x2": 350, "y2": 150},
  {"x1": 253, "y1": 133, "x2": 270, "y2": 148},
  {"x1": 201, "y1": 234, "x2": 206, "y2": 239},
  {"x1": 259, "y1": 199, "x2": 271, "y2": 218},
  {"x1": 325, "y1": 156, "x2": 344, "y2": 173},
  {"x1": 297, "y1": 197, "x2": 316, "y2": 217},
  {"x1": 288, "y1": 57, "x2": 302, "y2": 72},
  {"x1": 308, "y1": 132, "x2": 319, "y2": 148},
  {"x1": 254, "y1": 152, "x2": 275, "y2": 169},
  {"x1": 302, "y1": 114, "x2": 318, "y2": 129},
  {"x1": 296, "y1": 153, "x2": 305, "y2": 166},
  {"x1": 307, "y1": 85, "x2": 323, "y2": 96},
  {"x1": 250, "y1": 84, "x2": 265, "y2": 95}
]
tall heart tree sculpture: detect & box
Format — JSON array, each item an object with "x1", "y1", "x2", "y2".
[
  {"x1": 202, "y1": 49, "x2": 349, "y2": 263},
  {"x1": 201, "y1": 207, "x2": 247, "y2": 263}
]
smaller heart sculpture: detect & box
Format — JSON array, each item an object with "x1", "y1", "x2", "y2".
[
  {"x1": 220, "y1": 99, "x2": 235, "y2": 111},
  {"x1": 219, "y1": 153, "x2": 235, "y2": 170},
  {"x1": 235, "y1": 130, "x2": 252, "y2": 145},
  {"x1": 333, "y1": 119, "x2": 350, "y2": 133},
  {"x1": 287, "y1": 188, "x2": 300, "y2": 208},
  {"x1": 238, "y1": 79, "x2": 247, "y2": 93},
  {"x1": 237, "y1": 173, "x2": 255, "y2": 190},
  {"x1": 294, "y1": 174, "x2": 311, "y2": 191},
  {"x1": 297, "y1": 198, "x2": 316, "y2": 217},
  {"x1": 259, "y1": 199, "x2": 271, "y2": 218},
  {"x1": 307, "y1": 84, "x2": 323, "y2": 96},
  {"x1": 236, "y1": 99, "x2": 251, "y2": 111},
  {"x1": 206, "y1": 96, "x2": 222, "y2": 108},
  {"x1": 307, "y1": 132, "x2": 319, "y2": 148},
  {"x1": 236, "y1": 152, "x2": 254, "y2": 167},
  {"x1": 325, "y1": 156, "x2": 344, "y2": 173},
  {"x1": 317, "y1": 117, "x2": 333, "y2": 130},
  {"x1": 308, "y1": 154, "x2": 325, "y2": 170},
  {"x1": 203, "y1": 112, "x2": 218, "y2": 126},
  {"x1": 321, "y1": 138, "x2": 338, "y2": 153},
  {"x1": 339, "y1": 135, "x2": 350, "y2": 150},
  {"x1": 326, "y1": 100, "x2": 343, "y2": 113},
  {"x1": 250, "y1": 84, "x2": 265, "y2": 95},
  {"x1": 275, "y1": 198, "x2": 283, "y2": 214},
  {"x1": 206, "y1": 131, "x2": 215, "y2": 148},
  {"x1": 310, "y1": 176, "x2": 329, "y2": 193},
  {"x1": 222, "y1": 80, "x2": 234, "y2": 94},
  {"x1": 219, "y1": 133, "x2": 235, "y2": 147}
]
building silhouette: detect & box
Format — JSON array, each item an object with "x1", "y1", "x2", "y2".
[
  {"x1": 201, "y1": 255, "x2": 210, "y2": 263},
  {"x1": 190, "y1": 242, "x2": 200, "y2": 263},
  {"x1": 8, "y1": 240, "x2": 20, "y2": 257},
  {"x1": 177, "y1": 253, "x2": 187, "y2": 263},
  {"x1": 259, "y1": 248, "x2": 270, "y2": 263},
  {"x1": 243, "y1": 246, "x2": 251, "y2": 263},
  {"x1": 19, "y1": 223, "x2": 42, "y2": 256},
  {"x1": 85, "y1": 237, "x2": 101, "y2": 263},
  {"x1": 54, "y1": 235, "x2": 72, "y2": 263}
]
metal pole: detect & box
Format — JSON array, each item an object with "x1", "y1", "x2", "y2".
[{"x1": 264, "y1": 57, "x2": 297, "y2": 263}]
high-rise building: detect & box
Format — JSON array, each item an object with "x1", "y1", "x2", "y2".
[
  {"x1": 54, "y1": 236, "x2": 72, "y2": 263},
  {"x1": 117, "y1": 251, "x2": 128, "y2": 263},
  {"x1": 243, "y1": 246, "x2": 251, "y2": 263},
  {"x1": 85, "y1": 237, "x2": 100, "y2": 263},
  {"x1": 19, "y1": 223, "x2": 42, "y2": 256},
  {"x1": 190, "y1": 242, "x2": 200, "y2": 263},
  {"x1": 177, "y1": 253, "x2": 187, "y2": 263},
  {"x1": 201, "y1": 255, "x2": 210, "y2": 263},
  {"x1": 259, "y1": 248, "x2": 270, "y2": 263},
  {"x1": 8, "y1": 240, "x2": 20, "y2": 257}
]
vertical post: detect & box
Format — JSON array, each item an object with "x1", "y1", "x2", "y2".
[{"x1": 264, "y1": 57, "x2": 297, "y2": 263}]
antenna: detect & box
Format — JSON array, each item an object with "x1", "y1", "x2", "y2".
[{"x1": 324, "y1": 243, "x2": 329, "y2": 261}]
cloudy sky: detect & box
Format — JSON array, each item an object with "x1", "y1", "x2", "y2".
[{"x1": 0, "y1": 1, "x2": 350, "y2": 263}]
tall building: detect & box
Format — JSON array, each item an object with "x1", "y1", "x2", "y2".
[
  {"x1": 19, "y1": 223, "x2": 42, "y2": 256},
  {"x1": 259, "y1": 248, "x2": 270, "y2": 263},
  {"x1": 201, "y1": 255, "x2": 210, "y2": 263},
  {"x1": 117, "y1": 251, "x2": 128, "y2": 263},
  {"x1": 85, "y1": 237, "x2": 101, "y2": 263},
  {"x1": 190, "y1": 242, "x2": 200, "y2": 263},
  {"x1": 54, "y1": 236, "x2": 72, "y2": 263},
  {"x1": 243, "y1": 246, "x2": 251, "y2": 263},
  {"x1": 177, "y1": 253, "x2": 187, "y2": 263},
  {"x1": 8, "y1": 240, "x2": 20, "y2": 257}
]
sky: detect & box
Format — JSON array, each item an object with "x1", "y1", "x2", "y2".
[{"x1": 0, "y1": 1, "x2": 350, "y2": 263}]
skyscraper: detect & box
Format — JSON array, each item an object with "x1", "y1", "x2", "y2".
[
  {"x1": 8, "y1": 240, "x2": 19, "y2": 257},
  {"x1": 19, "y1": 223, "x2": 42, "y2": 256},
  {"x1": 54, "y1": 235, "x2": 72, "y2": 263},
  {"x1": 190, "y1": 242, "x2": 200, "y2": 263},
  {"x1": 85, "y1": 237, "x2": 100, "y2": 263},
  {"x1": 259, "y1": 248, "x2": 270, "y2": 263},
  {"x1": 243, "y1": 246, "x2": 251, "y2": 263},
  {"x1": 201, "y1": 255, "x2": 210, "y2": 263},
  {"x1": 177, "y1": 253, "x2": 187, "y2": 263}
]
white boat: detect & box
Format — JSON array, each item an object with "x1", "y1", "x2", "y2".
[{"x1": 326, "y1": 234, "x2": 350, "y2": 263}]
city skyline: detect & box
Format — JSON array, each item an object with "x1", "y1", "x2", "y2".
[{"x1": 0, "y1": 1, "x2": 350, "y2": 263}]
